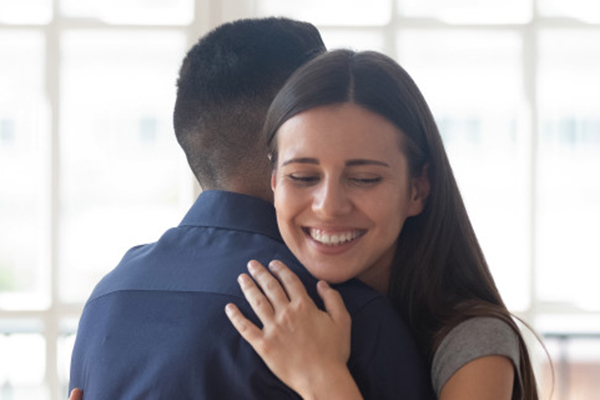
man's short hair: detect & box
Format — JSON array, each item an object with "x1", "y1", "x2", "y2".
[{"x1": 173, "y1": 17, "x2": 326, "y2": 190}]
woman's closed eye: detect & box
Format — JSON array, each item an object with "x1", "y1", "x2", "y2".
[
  {"x1": 287, "y1": 174, "x2": 320, "y2": 185},
  {"x1": 348, "y1": 176, "x2": 382, "y2": 187}
]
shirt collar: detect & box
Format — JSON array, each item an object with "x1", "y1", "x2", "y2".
[{"x1": 179, "y1": 190, "x2": 282, "y2": 243}]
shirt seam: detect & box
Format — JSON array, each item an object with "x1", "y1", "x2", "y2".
[{"x1": 85, "y1": 288, "x2": 249, "y2": 309}]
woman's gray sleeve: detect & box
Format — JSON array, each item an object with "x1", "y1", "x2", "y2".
[{"x1": 431, "y1": 317, "x2": 521, "y2": 397}]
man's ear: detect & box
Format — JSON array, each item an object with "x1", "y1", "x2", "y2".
[{"x1": 408, "y1": 164, "x2": 430, "y2": 217}]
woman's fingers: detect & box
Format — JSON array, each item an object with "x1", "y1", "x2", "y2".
[
  {"x1": 237, "y1": 272, "x2": 275, "y2": 323},
  {"x1": 226, "y1": 259, "x2": 355, "y2": 398},
  {"x1": 317, "y1": 280, "x2": 351, "y2": 327},
  {"x1": 268, "y1": 260, "x2": 310, "y2": 302},
  {"x1": 225, "y1": 303, "x2": 263, "y2": 345},
  {"x1": 247, "y1": 260, "x2": 290, "y2": 313}
]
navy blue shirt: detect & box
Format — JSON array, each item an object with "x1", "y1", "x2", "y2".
[{"x1": 69, "y1": 190, "x2": 432, "y2": 399}]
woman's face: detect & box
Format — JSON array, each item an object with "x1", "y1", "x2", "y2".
[{"x1": 271, "y1": 103, "x2": 428, "y2": 293}]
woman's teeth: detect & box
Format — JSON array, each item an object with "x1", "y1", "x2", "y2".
[{"x1": 309, "y1": 229, "x2": 363, "y2": 246}]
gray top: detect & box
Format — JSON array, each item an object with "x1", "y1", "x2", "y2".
[{"x1": 431, "y1": 317, "x2": 521, "y2": 397}]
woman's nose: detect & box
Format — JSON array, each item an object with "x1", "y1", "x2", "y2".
[{"x1": 312, "y1": 180, "x2": 352, "y2": 218}]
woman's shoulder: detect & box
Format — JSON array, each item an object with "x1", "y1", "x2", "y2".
[{"x1": 431, "y1": 317, "x2": 521, "y2": 397}]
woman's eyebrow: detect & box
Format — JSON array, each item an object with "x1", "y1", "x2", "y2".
[
  {"x1": 345, "y1": 159, "x2": 390, "y2": 167},
  {"x1": 281, "y1": 157, "x2": 319, "y2": 167},
  {"x1": 281, "y1": 158, "x2": 390, "y2": 167}
]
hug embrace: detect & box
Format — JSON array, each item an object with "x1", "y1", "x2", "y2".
[{"x1": 69, "y1": 17, "x2": 540, "y2": 400}]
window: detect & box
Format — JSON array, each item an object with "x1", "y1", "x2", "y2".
[
  {"x1": 0, "y1": 1, "x2": 197, "y2": 398},
  {"x1": 0, "y1": 30, "x2": 47, "y2": 310},
  {"x1": 1, "y1": 1, "x2": 599, "y2": 399},
  {"x1": 59, "y1": 29, "x2": 188, "y2": 303},
  {"x1": 536, "y1": 30, "x2": 600, "y2": 310},
  {"x1": 396, "y1": 29, "x2": 530, "y2": 310}
]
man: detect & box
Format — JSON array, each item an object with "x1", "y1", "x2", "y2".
[{"x1": 69, "y1": 17, "x2": 432, "y2": 399}]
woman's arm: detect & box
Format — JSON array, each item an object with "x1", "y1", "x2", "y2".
[
  {"x1": 225, "y1": 259, "x2": 363, "y2": 400},
  {"x1": 434, "y1": 317, "x2": 519, "y2": 400},
  {"x1": 439, "y1": 355, "x2": 515, "y2": 400}
]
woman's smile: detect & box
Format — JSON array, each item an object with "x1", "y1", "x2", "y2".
[{"x1": 304, "y1": 227, "x2": 366, "y2": 247}]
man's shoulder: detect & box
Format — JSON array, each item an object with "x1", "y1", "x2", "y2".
[
  {"x1": 83, "y1": 191, "x2": 282, "y2": 304},
  {"x1": 86, "y1": 221, "x2": 289, "y2": 304},
  {"x1": 70, "y1": 220, "x2": 303, "y2": 400}
]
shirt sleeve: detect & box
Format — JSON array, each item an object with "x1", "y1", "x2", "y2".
[{"x1": 431, "y1": 317, "x2": 521, "y2": 397}]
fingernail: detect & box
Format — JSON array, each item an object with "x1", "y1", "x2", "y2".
[
  {"x1": 225, "y1": 304, "x2": 234, "y2": 316},
  {"x1": 268, "y1": 260, "x2": 279, "y2": 270},
  {"x1": 238, "y1": 274, "x2": 250, "y2": 285},
  {"x1": 318, "y1": 280, "x2": 329, "y2": 290},
  {"x1": 247, "y1": 260, "x2": 257, "y2": 273}
]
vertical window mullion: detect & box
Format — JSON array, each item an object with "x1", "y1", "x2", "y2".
[
  {"x1": 523, "y1": 4, "x2": 539, "y2": 328},
  {"x1": 383, "y1": 0, "x2": 398, "y2": 58},
  {"x1": 47, "y1": 0, "x2": 61, "y2": 398}
]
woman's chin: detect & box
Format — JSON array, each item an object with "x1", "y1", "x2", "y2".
[{"x1": 302, "y1": 263, "x2": 353, "y2": 285}]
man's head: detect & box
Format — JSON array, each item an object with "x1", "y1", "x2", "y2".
[{"x1": 173, "y1": 17, "x2": 326, "y2": 201}]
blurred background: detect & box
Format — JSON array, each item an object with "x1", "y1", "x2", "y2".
[{"x1": 0, "y1": 0, "x2": 599, "y2": 399}]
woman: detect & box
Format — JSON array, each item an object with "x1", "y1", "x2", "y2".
[{"x1": 225, "y1": 49, "x2": 539, "y2": 400}]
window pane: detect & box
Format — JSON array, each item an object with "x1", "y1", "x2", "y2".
[
  {"x1": 397, "y1": 0, "x2": 532, "y2": 23},
  {"x1": 537, "y1": 30, "x2": 600, "y2": 310},
  {"x1": 0, "y1": 31, "x2": 49, "y2": 310},
  {"x1": 60, "y1": 0, "x2": 194, "y2": 25},
  {"x1": 0, "y1": 330, "x2": 48, "y2": 400},
  {"x1": 538, "y1": 0, "x2": 600, "y2": 23},
  {"x1": 398, "y1": 30, "x2": 529, "y2": 311},
  {"x1": 256, "y1": 0, "x2": 392, "y2": 26},
  {"x1": 541, "y1": 333, "x2": 600, "y2": 400},
  {"x1": 536, "y1": 314, "x2": 600, "y2": 400},
  {"x1": 0, "y1": 0, "x2": 52, "y2": 24},
  {"x1": 59, "y1": 31, "x2": 192, "y2": 303},
  {"x1": 58, "y1": 319, "x2": 78, "y2": 398}
]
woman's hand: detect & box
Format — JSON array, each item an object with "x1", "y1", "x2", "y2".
[
  {"x1": 68, "y1": 388, "x2": 83, "y2": 400},
  {"x1": 225, "y1": 259, "x2": 362, "y2": 400}
]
